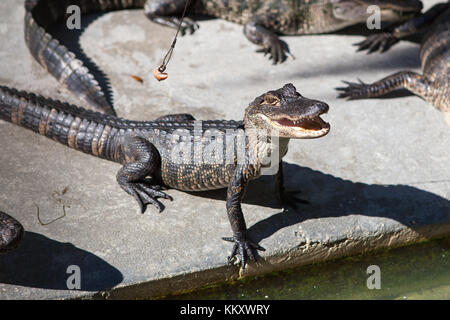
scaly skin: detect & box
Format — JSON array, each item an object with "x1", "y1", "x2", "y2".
[
  {"x1": 0, "y1": 211, "x2": 24, "y2": 253},
  {"x1": 145, "y1": 0, "x2": 422, "y2": 63},
  {"x1": 0, "y1": 83, "x2": 330, "y2": 268},
  {"x1": 23, "y1": 0, "x2": 422, "y2": 117},
  {"x1": 337, "y1": 2, "x2": 450, "y2": 119}
]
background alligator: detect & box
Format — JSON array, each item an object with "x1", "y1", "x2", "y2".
[
  {"x1": 337, "y1": 2, "x2": 449, "y2": 123},
  {"x1": 0, "y1": 211, "x2": 24, "y2": 253},
  {"x1": 145, "y1": 0, "x2": 422, "y2": 63},
  {"x1": 0, "y1": 83, "x2": 330, "y2": 268},
  {"x1": 24, "y1": 0, "x2": 422, "y2": 116}
]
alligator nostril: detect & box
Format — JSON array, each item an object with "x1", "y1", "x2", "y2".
[{"x1": 315, "y1": 102, "x2": 329, "y2": 113}]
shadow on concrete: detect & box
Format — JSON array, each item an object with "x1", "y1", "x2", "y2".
[
  {"x1": 0, "y1": 232, "x2": 123, "y2": 291},
  {"x1": 49, "y1": 13, "x2": 115, "y2": 110},
  {"x1": 190, "y1": 162, "x2": 450, "y2": 243},
  {"x1": 287, "y1": 44, "x2": 421, "y2": 79},
  {"x1": 47, "y1": 10, "x2": 423, "y2": 100}
]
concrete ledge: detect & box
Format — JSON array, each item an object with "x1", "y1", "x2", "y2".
[
  {"x1": 0, "y1": 0, "x2": 449, "y2": 299},
  {"x1": 94, "y1": 224, "x2": 450, "y2": 299}
]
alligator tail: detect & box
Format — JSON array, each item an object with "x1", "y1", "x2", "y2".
[
  {"x1": 24, "y1": 0, "x2": 146, "y2": 116},
  {"x1": 0, "y1": 85, "x2": 125, "y2": 161}
]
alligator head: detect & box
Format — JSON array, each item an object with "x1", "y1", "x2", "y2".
[
  {"x1": 244, "y1": 83, "x2": 330, "y2": 139},
  {"x1": 331, "y1": 0, "x2": 423, "y2": 24}
]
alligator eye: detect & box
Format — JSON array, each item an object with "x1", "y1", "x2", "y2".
[
  {"x1": 333, "y1": 6, "x2": 344, "y2": 14},
  {"x1": 264, "y1": 93, "x2": 280, "y2": 105}
]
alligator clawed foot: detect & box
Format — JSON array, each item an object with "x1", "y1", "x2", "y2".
[
  {"x1": 222, "y1": 233, "x2": 265, "y2": 269},
  {"x1": 335, "y1": 79, "x2": 370, "y2": 100},
  {"x1": 140, "y1": 178, "x2": 169, "y2": 191},
  {"x1": 256, "y1": 36, "x2": 290, "y2": 65},
  {"x1": 178, "y1": 17, "x2": 199, "y2": 36},
  {"x1": 354, "y1": 33, "x2": 399, "y2": 54},
  {"x1": 126, "y1": 182, "x2": 173, "y2": 214}
]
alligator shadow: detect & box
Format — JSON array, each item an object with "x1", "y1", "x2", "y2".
[
  {"x1": 189, "y1": 162, "x2": 450, "y2": 243},
  {"x1": 279, "y1": 23, "x2": 423, "y2": 79},
  {"x1": 0, "y1": 232, "x2": 123, "y2": 291},
  {"x1": 49, "y1": 13, "x2": 115, "y2": 110},
  {"x1": 48, "y1": 11, "x2": 206, "y2": 112},
  {"x1": 48, "y1": 12, "x2": 421, "y2": 99},
  {"x1": 287, "y1": 45, "x2": 421, "y2": 80}
]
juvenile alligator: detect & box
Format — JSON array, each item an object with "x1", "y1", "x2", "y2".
[
  {"x1": 0, "y1": 83, "x2": 330, "y2": 268},
  {"x1": 337, "y1": 2, "x2": 449, "y2": 122},
  {"x1": 24, "y1": 0, "x2": 422, "y2": 115},
  {"x1": 0, "y1": 211, "x2": 24, "y2": 253}
]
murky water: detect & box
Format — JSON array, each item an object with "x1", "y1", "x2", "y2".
[{"x1": 161, "y1": 237, "x2": 450, "y2": 299}]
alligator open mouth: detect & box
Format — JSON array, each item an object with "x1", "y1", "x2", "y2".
[
  {"x1": 268, "y1": 112, "x2": 330, "y2": 138},
  {"x1": 274, "y1": 116, "x2": 329, "y2": 131}
]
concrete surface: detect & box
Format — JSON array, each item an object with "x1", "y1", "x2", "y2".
[{"x1": 0, "y1": 0, "x2": 449, "y2": 299}]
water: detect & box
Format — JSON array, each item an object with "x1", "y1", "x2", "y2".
[{"x1": 161, "y1": 237, "x2": 450, "y2": 299}]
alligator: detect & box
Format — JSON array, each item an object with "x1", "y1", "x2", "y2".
[
  {"x1": 0, "y1": 83, "x2": 330, "y2": 268},
  {"x1": 337, "y1": 2, "x2": 449, "y2": 123},
  {"x1": 24, "y1": 0, "x2": 422, "y2": 115},
  {"x1": 0, "y1": 211, "x2": 24, "y2": 253}
]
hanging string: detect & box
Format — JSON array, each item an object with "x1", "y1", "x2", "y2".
[{"x1": 154, "y1": 0, "x2": 191, "y2": 81}]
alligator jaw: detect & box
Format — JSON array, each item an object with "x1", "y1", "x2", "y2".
[{"x1": 270, "y1": 112, "x2": 330, "y2": 138}]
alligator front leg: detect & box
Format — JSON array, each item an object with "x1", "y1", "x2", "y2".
[
  {"x1": 222, "y1": 166, "x2": 265, "y2": 269},
  {"x1": 336, "y1": 71, "x2": 444, "y2": 111},
  {"x1": 144, "y1": 0, "x2": 199, "y2": 35},
  {"x1": 355, "y1": 2, "x2": 449, "y2": 53},
  {"x1": 116, "y1": 135, "x2": 173, "y2": 214},
  {"x1": 243, "y1": 16, "x2": 290, "y2": 64}
]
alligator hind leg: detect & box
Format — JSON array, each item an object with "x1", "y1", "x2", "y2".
[
  {"x1": 144, "y1": 0, "x2": 199, "y2": 35},
  {"x1": 116, "y1": 135, "x2": 173, "y2": 214},
  {"x1": 336, "y1": 71, "x2": 438, "y2": 103}
]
